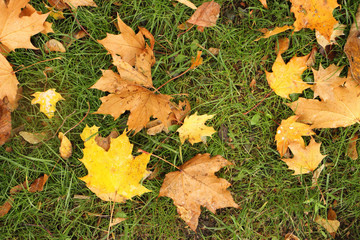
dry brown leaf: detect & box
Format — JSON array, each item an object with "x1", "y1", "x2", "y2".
[
  {"x1": 0, "y1": 0, "x2": 49, "y2": 51},
  {"x1": 175, "y1": 0, "x2": 197, "y2": 9},
  {"x1": 95, "y1": 130, "x2": 119, "y2": 151},
  {"x1": 344, "y1": 6, "x2": 360, "y2": 83},
  {"x1": 290, "y1": 0, "x2": 339, "y2": 41},
  {"x1": 347, "y1": 134, "x2": 358, "y2": 160},
  {"x1": 187, "y1": 1, "x2": 220, "y2": 32},
  {"x1": 0, "y1": 199, "x2": 12, "y2": 217},
  {"x1": 255, "y1": 25, "x2": 293, "y2": 41},
  {"x1": 98, "y1": 15, "x2": 146, "y2": 66},
  {"x1": 44, "y1": 39, "x2": 66, "y2": 53},
  {"x1": 0, "y1": 100, "x2": 11, "y2": 146},
  {"x1": 159, "y1": 154, "x2": 239, "y2": 231},
  {"x1": 29, "y1": 174, "x2": 49, "y2": 192},
  {"x1": 315, "y1": 215, "x2": 340, "y2": 235},
  {"x1": 289, "y1": 75, "x2": 360, "y2": 129},
  {"x1": 283, "y1": 138, "x2": 326, "y2": 175}
]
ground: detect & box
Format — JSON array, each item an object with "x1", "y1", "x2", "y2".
[{"x1": 1, "y1": 0, "x2": 360, "y2": 239}]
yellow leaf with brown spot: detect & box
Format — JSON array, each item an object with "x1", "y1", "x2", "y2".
[
  {"x1": 283, "y1": 138, "x2": 326, "y2": 175},
  {"x1": 78, "y1": 125, "x2": 151, "y2": 202},
  {"x1": 177, "y1": 112, "x2": 216, "y2": 144},
  {"x1": 275, "y1": 116, "x2": 315, "y2": 157},
  {"x1": 31, "y1": 89, "x2": 64, "y2": 119}
]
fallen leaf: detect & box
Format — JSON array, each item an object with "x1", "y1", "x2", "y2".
[
  {"x1": 0, "y1": 199, "x2": 12, "y2": 217},
  {"x1": 255, "y1": 25, "x2": 293, "y2": 41},
  {"x1": 282, "y1": 138, "x2": 326, "y2": 175},
  {"x1": 187, "y1": 1, "x2": 220, "y2": 32},
  {"x1": 63, "y1": 0, "x2": 97, "y2": 8},
  {"x1": 98, "y1": 15, "x2": 146, "y2": 66},
  {"x1": 176, "y1": 0, "x2": 197, "y2": 9},
  {"x1": 95, "y1": 130, "x2": 119, "y2": 151},
  {"x1": 284, "y1": 233, "x2": 300, "y2": 240},
  {"x1": 29, "y1": 174, "x2": 49, "y2": 192},
  {"x1": 48, "y1": 0, "x2": 69, "y2": 10},
  {"x1": 306, "y1": 46, "x2": 318, "y2": 67},
  {"x1": 46, "y1": 7, "x2": 65, "y2": 20},
  {"x1": 159, "y1": 154, "x2": 239, "y2": 231},
  {"x1": 0, "y1": 54, "x2": 19, "y2": 108},
  {"x1": 316, "y1": 23, "x2": 345, "y2": 49},
  {"x1": 347, "y1": 134, "x2": 358, "y2": 160},
  {"x1": 258, "y1": 0, "x2": 267, "y2": 8},
  {"x1": 344, "y1": 6, "x2": 360, "y2": 83},
  {"x1": 266, "y1": 51, "x2": 311, "y2": 99},
  {"x1": 208, "y1": 47, "x2": 219, "y2": 55},
  {"x1": 31, "y1": 89, "x2": 64, "y2": 119},
  {"x1": 0, "y1": 0, "x2": 50, "y2": 51},
  {"x1": 19, "y1": 4, "x2": 54, "y2": 35},
  {"x1": 0, "y1": 100, "x2": 11, "y2": 146},
  {"x1": 19, "y1": 131, "x2": 48, "y2": 144},
  {"x1": 311, "y1": 163, "x2": 325, "y2": 188},
  {"x1": 315, "y1": 215, "x2": 340, "y2": 235},
  {"x1": 276, "y1": 37, "x2": 290, "y2": 55},
  {"x1": 275, "y1": 116, "x2": 315, "y2": 157},
  {"x1": 289, "y1": 75, "x2": 360, "y2": 129},
  {"x1": 177, "y1": 112, "x2": 216, "y2": 144},
  {"x1": 190, "y1": 51, "x2": 203, "y2": 69},
  {"x1": 109, "y1": 217, "x2": 126, "y2": 227},
  {"x1": 44, "y1": 39, "x2": 66, "y2": 53},
  {"x1": 58, "y1": 132, "x2": 72, "y2": 159},
  {"x1": 79, "y1": 125, "x2": 151, "y2": 202},
  {"x1": 290, "y1": 0, "x2": 339, "y2": 41}
]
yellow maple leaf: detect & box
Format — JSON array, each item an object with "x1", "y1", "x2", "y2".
[
  {"x1": 266, "y1": 52, "x2": 311, "y2": 99},
  {"x1": 290, "y1": 0, "x2": 339, "y2": 41},
  {"x1": 78, "y1": 125, "x2": 151, "y2": 202},
  {"x1": 275, "y1": 116, "x2": 315, "y2": 157},
  {"x1": 282, "y1": 138, "x2": 326, "y2": 175},
  {"x1": 177, "y1": 112, "x2": 216, "y2": 145},
  {"x1": 31, "y1": 89, "x2": 64, "y2": 119}
]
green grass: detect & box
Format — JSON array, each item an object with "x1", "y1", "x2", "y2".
[{"x1": 1, "y1": 0, "x2": 360, "y2": 239}]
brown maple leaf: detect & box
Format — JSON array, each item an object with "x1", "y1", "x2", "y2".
[
  {"x1": 159, "y1": 154, "x2": 239, "y2": 231},
  {"x1": 344, "y1": 5, "x2": 360, "y2": 83},
  {"x1": 0, "y1": 0, "x2": 49, "y2": 51},
  {"x1": 187, "y1": 1, "x2": 220, "y2": 32},
  {"x1": 289, "y1": 74, "x2": 360, "y2": 129},
  {"x1": 0, "y1": 99, "x2": 11, "y2": 146}
]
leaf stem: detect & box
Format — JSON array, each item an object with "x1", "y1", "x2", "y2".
[
  {"x1": 156, "y1": 67, "x2": 191, "y2": 91},
  {"x1": 242, "y1": 90, "x2": 273, "y2": 115},
  {"x1": 138, "y1": 149, "x2": 181, "y2": 171},
  {"x1": 12, "y1": 57, "x2": 62, "y2": 73}
]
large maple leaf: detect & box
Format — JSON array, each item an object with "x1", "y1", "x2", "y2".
[
  {"x1": 289, "y1": 0, "x2": 339, "y2": 41},
  {"x1": 283, "y1": 139, "x2": 326, "y2": 175},
  {"x1": 266, "y1": 51, "x2": 311, "y2": 99},
  {"x1": 0, "y1": 54, "x2": 18, "y2": 107},
  {"x1": 159, "y1": 154, "x2": 239, "y2": 231},
  {"x1": 78, "y1": 125, "x2": 151, "y2": 202},
  {"x1": 0, "y1": 0, "x2": 49, "y2": 51},
  {"x1": 289, "y1": 74, "x2": 360, "y2": 129}
]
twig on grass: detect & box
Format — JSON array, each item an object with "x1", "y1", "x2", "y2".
[{"x1": 242, "y1": 90, "x2": 273, "y2": 115}]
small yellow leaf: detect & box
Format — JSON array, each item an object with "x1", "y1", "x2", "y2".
[
  {"x1": 58, "y1": 132, "x2": 72, "y2": 159},
  {"x1": 315, "y1": 215, "x2": 340, "y2": 235},
  {"x1": 177, "y1": 112, "x2": 216, "y2": 145},
  {"x1": 31, "y1": 89, "x2": 64, "y2": 119},
  {"x1": 78, "y1": 125, "x2": 151, "y2": 202}
]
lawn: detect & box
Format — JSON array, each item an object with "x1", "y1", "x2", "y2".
[{"x1": 1, "y1": 0, "x2": 360, "y2": 239}]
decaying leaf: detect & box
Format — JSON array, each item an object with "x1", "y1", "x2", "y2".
[
  {"x1": 315, "y1": 215, "x2": 340, "y2": 235},
  {"x1": 266, "y1": 50, "x2": 311, "y2": 99},
  {"x1": 344, "y1": 6, "x2": 360, "y2": 83},
  {"x1": 275, "y1": 116, "x2": 315, "y2": 157},
  {"x1": 177, "y1": 112, "x2": 216, "y2": 144},
  {"x1": 187, "y1": 1, "x2": 220, "y2": 32},
  {"x1": 208, "y1": 47, "x2": 219, "y2": 56},
  {"x1": 289, "y1": 75, "x2": 360, "y2": 129},
  {"x1": 0, "y1": 100, "x2": 11, "y2": 146},
  {"x1": 58, "y1": 132, "x2": 72, "y2": 159},
  {"x1": 347, "y1": 134, "x2": 358, "y2": 160},
  {"x1": 159, "y1": 154, "x2": 239, "y2": 231},
  {"x1": 190, "y1": 51, "x2": 203, "y2": 69},
  {"x1": 255, "y1": 25, "x2": 293, "y2": 41},
  {"x1": 0, "y1": 0, "x2": 50, "y2": 51},
  {"x1": 290, "y1": 0, "x2": 339, "y2": 41},
  {"x1": 44, "y1": 39, "x2": 66, "y2": 53},
  {"x1": 78, "y1": 125, "x2": 151, "y2": 202},
  {"x1": 19, "y1": 131, "x2": 47, "y2": 144},
  {"x1": 29, "y1": 174, "x2": 49, "y2": 192},
  {"x1": 31, "y1": 89, "x2": 64, "y2": 119},
  {"x1": 282, "y1": 138, "x2": 326, "y2": 175},
  {"x1": 176, "y1": 0, "x2": 197, "y2": 9},
  {"x1": 95, "y1": 130, "x2": 119, "y2": 151}
]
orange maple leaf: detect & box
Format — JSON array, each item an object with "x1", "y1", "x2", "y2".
[
  {"x1": 159, "y1": 154, "x2": 239, "y2": 231},
  {"x1": 275, "y1": 116, "x2": 315, "y2": 157},
  {"x1": 266, "y1": 51, "x2": 311, "y2": 99},
  {"x1": 290, "y1": 0, "x2": 339, "y2": 41},
  {"x1": 0, "y1": 0, "x2": 49, "y2": 51},
  {"x1": 283, "y1": 139, "x2": 326, "y2": 175},
  {"x1": 0, "y1": 54, "x2": 18, "y2": 108}
]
